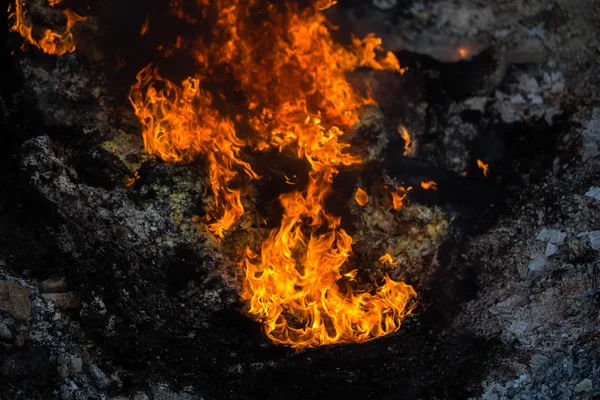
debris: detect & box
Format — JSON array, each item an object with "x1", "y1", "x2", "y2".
[
  {"x1": 573, "y1": 378, "x2": 593, "y2": 393},
  {"x1": 545, "y1": 242, "x2": 558, "y2": 257},
  {"x1": 584, "y1": 186, "x2": 600, "y2": 201},
  {"x1": 0, "y1": 281, "x2": 31, "y2": 321},
  {"x1": 89, "y1": 364, "x2": 109, "y2": 389},
  {"x1": 536, "y1": 228, "x2": 566, "y2": 245},
  {"x1": 588, "y1": 231, "x2": 600, "y2": 250},
  {"x1": 40, "y1": 276, "x2": 68, "y2": 293},
  {"x1": 41, "y1": 292, "x2": 81, "y2": 310},
  {"x1": 528, "y1": 253, "x2": 546, "y2": 271}
]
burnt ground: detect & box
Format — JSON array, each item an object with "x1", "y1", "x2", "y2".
[{"x1": 0, "y1": 0, "x2": 599, "y2": 399}]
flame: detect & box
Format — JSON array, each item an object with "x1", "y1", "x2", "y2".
[
  {"x1": 129, "y1": 65, "x2": 259, "y2": 237},
  {"x1": 420, "y1": 180, "x2": 437, "y2": 190},
  {"x1": 477, "y1": 159, "x2": 490, "y2": 177},
  {"x1": 391, "y1": 186, "x2": 412, "y2": 210},
  {"x1": 8, "y1": 0, "x2": 86, "y2": 56},
  {"x1": 355, "y1": 188, "x2": 368, "y2": 206},
  {"x1": 47, "y1": 0, "x2": 62, "y2": 6},
  {"x1": 129, "y1": 0, "x2": 416, "y2": 347},
  {"x1": 458, "y1": 47, "x2": 469, "y2": 59},
  {"x1": 379, "y1": 253, "x2": 398, "y2": 266},
  {"x1": 398, "y1": 125, "x2": 411, "y2": 156},
  {"x1": 140, "y1": 14, "x2": 150, "y2": 36}
]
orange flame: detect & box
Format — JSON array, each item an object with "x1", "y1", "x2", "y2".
[
  {"x1": 47, "y1": 0, "x2": 62, "y2": 6},
  {"x1": 398, "y1": 125, "x2": 411, "y2": 156},
  {"x1": 477, "y1": 159, "x2": 490, "y2": 177},
  {"x1": 8, "y1": 0, "x2": 86, "y2": 56},
  {"x1": 458, "y1": 47, "x2": 469, "y2": 59},
  {"x1": 379, "y1": 253, "x2": 398, "y2": 266},
  {"x1": 420, "y1": 180, "x2": 437, "y2": 190},
  {"x1": 130, "y1": 0, "x2": 416, "y2": 347},
  {"x1": 355, "y1": 188, "x2": 368, "y2": 206},
  {"x1": 140, "y1": 14, "x2": 150, "y2": 36},
  {"x1": 391, "y1": 186, "x2": 412, "y2": 210}
]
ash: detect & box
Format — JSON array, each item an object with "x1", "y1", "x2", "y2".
[{"x1": 1, "y1": 0, "x2": 599, "y2": 399}]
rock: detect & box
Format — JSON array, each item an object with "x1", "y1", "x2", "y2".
[
  {"x1": 59, "y1": 379, "x2": 78, "y2": 400},
  {"x1": 42, "y1": 292, "x2": 81, "y2": 310},
  {"x1": 89, "y1": 364, "x2": 109, "y2": 389},
  {"x1": 40, "y1": 276, "x2": 68, "y2": 293},
  {"x1": 545, "y1": 242, "x2": 558, "y2": 257},
  {"x1": 0, "y1": 281, "x2": 31, "y2": 321},
  {"x1": 70, "y1": 356, "x2": 83, "y2": 373},
  {"x1": 133, "y1": 393, "x2": 150, "y2": 400},
  {"x1": 0, "y1": 322, "x2": 12, "y2": 341},
  {"x1": 588, "y1": 231, "x2": 600, "y2": 249},
  {"x1": 372, "y1": 0, "x2": 396, "y2": 10},
  {"x1": 573, "y1": 378, "x2": 593, "y2": 393},
  {"x1": 536, "y1": 228, "x2": 566, "y2": 245},
  {"x1": 528, "y1": 253, "x2": 546, "y2": 271},
  {"x1": 585, "y1": 186, "x2": 600, "y2": 201},
  {"x1": 583, "y1": 108, "x2": 600, "y2": 160},
  {"x1": 57, "y1": 363, "x2": 70, "y2": 378}
]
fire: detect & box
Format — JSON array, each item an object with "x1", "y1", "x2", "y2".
[
  {"x1": 355, "y1": 188, "x2": 369, "y2": 206},
  {"x1": 458, "y1": 47, "x2": 469, "y2": 59},
  {"x1": 8, "y1": 0, "x2": 86, "y2": 56},
  {"x1": 23, "y1": 0, "x2": 418, "y2": 347},
  {"x1": 420, "y1": 180, "x2": 437, "y2": 190},
  {"x1": 477, "y1": 159, "x2": 490, "y2": 177},
  {"x1": 140, "y1": 15, "x2": 150, "y2": 36},
  {"x1": 47, "y1": 0, "x2": 62, "y2": 6},
  {"x1": 391, "y1": 186, "x2": 412, "y2": 210},
  {"x1": 398, "y1": 125, "x2": 411, "y2": 156},
  {"x1": 129, "y1": 65, "x2": 259, "y2": 237},
  {"x1": 379, "y1": 253, "x2": 398, "y2": 266}
]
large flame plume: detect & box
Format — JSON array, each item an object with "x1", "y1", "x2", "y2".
[{"x1": 10, "y1": 0, "x2": 417, "y2": 348}]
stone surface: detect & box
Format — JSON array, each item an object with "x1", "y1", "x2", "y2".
[
  {"x1": 0, "y1": 322, "x2": 12, "y2": 341},
  {"x1": 0, "y1": 281, "x2": 31, "y2": 321},
  {"x1": 40, "y1": 277, "x2": 68, "y2": 293},
  {"x1": 573, "y1": 378, "x2": 593, "y2": 393},
  {"x1": 41, "y1": 292, "x2": 81, "y2": 310}
]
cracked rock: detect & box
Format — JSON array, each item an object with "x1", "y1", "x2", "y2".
[{"x1": 0, "y1": 281, "x2": 31, "y2": 321}]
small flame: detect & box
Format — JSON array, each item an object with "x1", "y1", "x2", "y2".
[
  {"x1": 379, "y1": 253, "x2": 398, "y2": 266},
  {"x1": 477, "y1": 159, "x2": 490, "y2": 177},
  {"x1": 140, "y1": 14, "x2": 150, "y2": 36},
  {"x1": 47, "y1": 0, "x2": 62, "y2": 6},
  {"x1": 355, "y1": 188, "x2": 369, "y2": 206},
  {"x1": 458, "y1": 47, "x2": 469, "y2": 59},
  {"x1": 124, "y1": 171, "x2": 140, "y2": 187},
  {"x1": 420, "y1": 180, "x2": 437, "y2": 190},
  {"x1": 391, "y1": 186, "x2": 412, "y2": 210},
  {"x1": 398, "y1": 125, "x2": 411, "y2": 156},
  {"x1": 8, "y1": 0, "x2": 86, "y2": 56}
]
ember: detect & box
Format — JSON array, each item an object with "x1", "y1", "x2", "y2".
[{"x1": 355, "y1": 187, "x2": 369, "y2": 206}]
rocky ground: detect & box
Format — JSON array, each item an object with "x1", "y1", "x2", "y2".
[{"x1": 1, "y1": 0, "x2": 599, "y2": 399}]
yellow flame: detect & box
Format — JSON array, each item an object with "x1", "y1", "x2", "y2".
[{"x1": 398, "y1": 125, "x2": 411, "y2": 156}]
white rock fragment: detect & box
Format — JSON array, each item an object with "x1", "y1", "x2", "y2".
[
  {"x1": 528, "y1": 253, "x2": 546, "y2": 271},
  {"x1": 372, "y1": 0, "x2": 397, "y2": 10},
  {"x1": 574, "y1": 378, "x2": 593, "y2": 393},
  {"x1": 511, "y1": 94, "x2": 526, "y2": 105},
  {"x1": 545, "y1": 242, "x2": 558, "y2": 257},
  {"x1": 585, "y1": 186, "x2": 600, "y2": 201},
  {"x1": 588, "y1": 231, "x2": 600, "y2": 249},
  {"x1": 463, "y1": 97, "x2": 488, "y2": 112},
  {"x1": 509, "y1": 320, "x2": 529, "y2": 335},
  {"x1": 536, "y1": 228, "x2": 567, "y2": 244},
  {"x1": 529, "y1": 94, "x2": 543, "y2": 105},
  {"x1": 519, "y1": 76, "x2": 541, "y2": 94}
]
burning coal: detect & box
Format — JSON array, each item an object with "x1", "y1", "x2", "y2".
[{"x1": 9, "y1": 0, "x2": 418, "y2": 348}]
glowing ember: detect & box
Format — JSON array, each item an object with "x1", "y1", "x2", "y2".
[
  {"x1": 398, "y1": 125, "x2": 412, "y2": 156},
  {"x1": 421, "y1": 180, "x2": 437, "y2": 190},
  {"x1": 8, "y1": 0, "x2": 86, "y2": 56},
  {"x1": 355, "y1": 188, "x2": 369, "y2": 206},
  {"x1": 458, "y1": 47, "x2": 469, "y2": 59},
  {"x1": 47, "y1": 0, "x2": 62, "y2": 6},
  {"x1": 477, "y1": 159, "x2": 490, "y2": 177}
]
